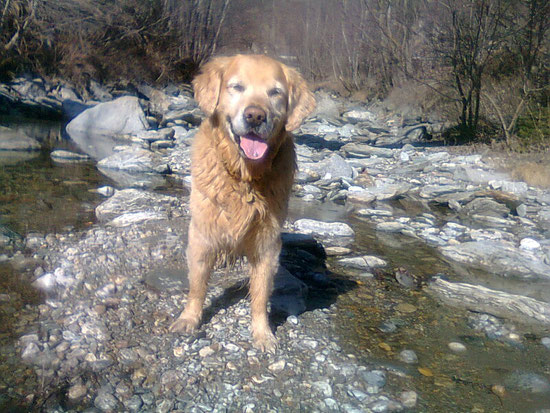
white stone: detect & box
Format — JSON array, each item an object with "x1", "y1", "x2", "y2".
[
  {"x1": 448, "y1": 342, "x2": 467, "y2": 352},
  {"x1": 32, "y1": 273, "x2": 56, "y2": 291},
  {"x1": 520, "y1": 238, "x2": 541, "y2": 250}
]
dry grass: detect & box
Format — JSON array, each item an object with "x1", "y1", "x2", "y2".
[
  {"x1": 511, "y1": 161, "x2": 550, "y2": 189},
  {"x1": 486, "y1": 149, "x2": 550, "y2": 189}
]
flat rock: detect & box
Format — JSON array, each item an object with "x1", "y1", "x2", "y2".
[
  {"x1": 427, "y1": 277, "x2": 550, "y2": 325},
  {"x1": 293, "y1": 219, "x2": 355, "y2": 238},
  {"x1": 440, "y1": 240, "x2": 550, "y2": 279},
  {"x1": 342, "y1": 108, "x2": 377, "y2": 124},
  {"x1": 95, "y1": 188, "x2": 182, "y2": 223},
  {"x1": 342, "y1": 143, "x2": 394, "y2": 158},
  {"x1": 97, "y1": 147, "x2": 169, "y2": 173},
  {"x1": 338, "y1": 255, "x2": 387, "y2": 270}
]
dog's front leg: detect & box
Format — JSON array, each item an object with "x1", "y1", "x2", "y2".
[
  {"x1": 248, "y1": 239, "x2": 280, "y2": 353},
  {"x1": 170, "y1": 224, "x2": 214, "y2": 333}
]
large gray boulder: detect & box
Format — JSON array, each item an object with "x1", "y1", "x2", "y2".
[{"x1": 66, "y1": 96, "x2": 148, "y2": 137}]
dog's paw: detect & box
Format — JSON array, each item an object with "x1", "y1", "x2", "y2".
[
  {"x1": 169, "y1": 313, "x2": 200, "y2": 333},
  {"x1": 253, "y1": 330, "x2": 278, "y2": 353}
]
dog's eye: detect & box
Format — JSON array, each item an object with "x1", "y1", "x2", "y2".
[
  {"x1": 268, "y1": 88, "x2": 283, "y2": 97},
  {"x1": 229, "y1": 83, "x2": 245, "y2": 92}
]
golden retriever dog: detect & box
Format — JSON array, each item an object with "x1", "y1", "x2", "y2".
[{"x1": 169, "y1": 55, "x2": 316, "y2": 351}]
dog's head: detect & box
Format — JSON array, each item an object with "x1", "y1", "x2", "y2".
[{"x1": 193, "y1": 55, "x2": 315, "y2": 161}]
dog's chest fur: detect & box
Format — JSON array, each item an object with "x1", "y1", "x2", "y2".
[{"x1": 190, "y1": 120, "x2": 295, "y2": 249}]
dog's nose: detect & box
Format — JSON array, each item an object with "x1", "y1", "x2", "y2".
[{"x1": 244, "y1": 106, "x2": 266, "y2": 127}]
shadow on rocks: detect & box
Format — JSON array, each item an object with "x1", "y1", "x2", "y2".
[
  {"x1": 295, "y1": 133, "x2": 346, "y2": 151},
  {"x1": 275, "y1": 232, "x2": 357, "y2": 327},
  {"x1": 198, "y1": 232, "x2": 357, "y2": 332}
]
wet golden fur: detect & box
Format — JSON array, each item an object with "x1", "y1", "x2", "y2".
[{"x1": 169, "y1": 55, "x2": 316, "y2": 351}]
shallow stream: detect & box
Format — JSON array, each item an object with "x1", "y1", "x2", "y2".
[{"x1": 1, "y1": 117, "x2": 549, "y2": 412}]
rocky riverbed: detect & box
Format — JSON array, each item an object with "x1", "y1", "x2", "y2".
[{"x1": 1, "y1": 76, "x2": 550, "y2": 412}]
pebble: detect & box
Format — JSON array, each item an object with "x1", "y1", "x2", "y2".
[
  {"x1": 268, "y1": 359, "x2": 286, "y2": 372},
  {"x1": 287, "y1": 315, "x2": 299, "y2": 325},
  {"x1": 448, "y1": 342, "x2": 467, "y2": 352},
  {"x1": 313, "y1": 380, "x2": 333, "y2": 397},
  {"x1": 94, "y1": 391, "x2": 118, "y2": 411},
  {"x1": 399, "y1": 349, "x2": 418, "y2": 364},
  {"x1": 394, "y1": 303, "x2": 417, "y2": 313},
  {"x1": 399, "y1": 390, "x2": 418, "y2": 408},
  {"x1": 520, "y1": 237, "x2": 540, "y2": 250},
  {"x1": 379, "y1": 320, "x2": 398, "y2": 333},
  {"x1": 68, "y1": 383, "x2": 87, "y2": 401},
  {"x1": 199, "y1": 345, "x2": 216, "y2": 358},
  {"x1": 361, "y1": 370, "x2": 387, "y2": 388}
]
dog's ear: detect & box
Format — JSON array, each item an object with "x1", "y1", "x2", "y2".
[
  {"x1": 284, "y1": 66, "x2": 316, "y2": 131},
  {"x1": 192, "y1": 56, "x2": 232, "y2": 116}
]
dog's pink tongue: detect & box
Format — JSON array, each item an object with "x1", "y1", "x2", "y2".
[{"x1": 239, "y1": 134, "x2": 268, "y2": 160}]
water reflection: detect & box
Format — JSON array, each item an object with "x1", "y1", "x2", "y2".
[
  {"x1": 0, "y1": 117, "x2": 110, "y2": 236},
  {"x1": 67, "y1": 129, "x2": 126, "y2": 160}
]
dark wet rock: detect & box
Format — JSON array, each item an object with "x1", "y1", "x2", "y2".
[
  {"x1": 66, "y1": 96, "x2": 148, "y2": 137},
  {"x1": 271, "y1": 266, "x2": 308, "y2": 316}
]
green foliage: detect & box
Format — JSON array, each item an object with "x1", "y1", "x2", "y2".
[{"x1": 516, "y1": 104, "x2": 550, "y2": 148}]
